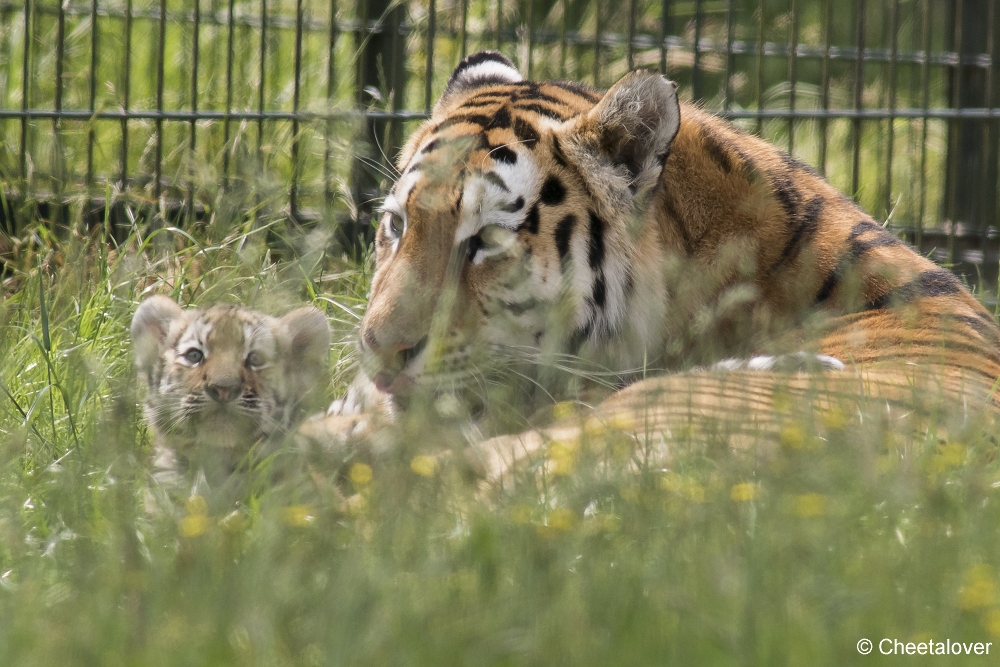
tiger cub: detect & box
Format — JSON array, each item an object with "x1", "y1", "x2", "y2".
[
  {"x1": 323, "y1": 52, "x2": 1000, "y2": 471},
  {"x1": 131, "y1": 295, "x2": 331, "y2": 485}
]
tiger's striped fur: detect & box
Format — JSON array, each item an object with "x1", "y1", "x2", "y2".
[{"x1": 328, "y1": 52, "x2": 1000, "y2": 471}]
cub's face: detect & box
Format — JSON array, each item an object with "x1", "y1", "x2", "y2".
[
  {"x1": 357, "y1": 52, "x2": 679, "y2": 398},
  {"x1": 131, "y1": 295, "x2": 331, "y2": 461}
]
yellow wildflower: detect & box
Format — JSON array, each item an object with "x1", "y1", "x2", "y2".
[
  {"x1": 779, "y1": 423, "x2": 806, "y2": 449},
  {"x1": 551, "y1": 401, "x2": 577, "y2": 421},
  {"x1": 179, "y1": 514, "x2": 210, "y2": 538},
  {"x1": 179, "y1": 494, "x2": 210, "y2": 537},
  {"x1": 983, "y1": 608, "x2": 1000, "y2": 637},
  {"x1": 547, "y1": 442, "x2": 576, "y2": 476},
  {"x1": 959, "y1": 564, "x2": 996, "y2": 610},
  {"x1": 730, "y1": 482, "x2": 758, "y2": 502},
  {"x1": 548, "y1": 507, "x2": 576, "y2": 532},
  {"x1": 792, "y1": 493, "x2": 826, "y2": 517},
  {"x1": 929, "y1": 443, "x2": 967, "y2": 474},
  {"x1": 821, "y1": 406, "x2": 847, "y2": 431},
  {"x1": 410, "y1": 455, "x2": 438, "y2": 478},
  {"x1": 349, "y1": 462, "x2": 373, "y2": 487},
  {"x1": 282, "y1": 505, "x2": 314, "y2": 527},
  {"x1": 660, "y1": 472, "x2": 706, "y2": 503}
]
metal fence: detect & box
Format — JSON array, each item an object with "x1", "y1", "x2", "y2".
[{"x1": 1, "y1": 0, "x2": 998, "y2": 281}]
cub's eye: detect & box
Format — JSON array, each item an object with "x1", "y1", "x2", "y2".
[
  {"x1": 385, "y1": 212, "x2": 405, "y2": 240},
  {"x1": 245, "y1": 350, "x2": 267, "y2": 369},
  {"x1": 181, "y1": 348, "x2": 204, "y2": 365}
]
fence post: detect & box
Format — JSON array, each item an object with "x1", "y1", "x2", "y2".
[
  {"x1": 944, "y1": 0, "x2": 998, "y2": 235},
  {"x1": 348, "y1": 0, "x2": 406, "y2": 258}
]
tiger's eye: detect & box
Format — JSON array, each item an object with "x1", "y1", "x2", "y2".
[
  {"x1": 388, "y1": 213, "x2": 404, "y2": 238},
  {"x1": 182, "y1": 348, "x2": 204, "y2": 365},
  {"x1": 246, "y1": 350, "x2": 267, "y2": 369}
]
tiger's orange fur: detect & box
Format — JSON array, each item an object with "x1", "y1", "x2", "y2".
[{"x1": 322, "y1": 52, "x2": 1000, "y2": 475}]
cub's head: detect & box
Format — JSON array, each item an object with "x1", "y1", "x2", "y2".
[
  {"x1": 131, "y1": 295, "x2": 331, "y2": 463},
  {"x1": 360, "y1": 52, "x2": 680, "y2": 396}
]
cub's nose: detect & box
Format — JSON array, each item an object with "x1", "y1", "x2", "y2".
[{"x1": 206, "y1": 380, "x2": 241, "y2": 404}]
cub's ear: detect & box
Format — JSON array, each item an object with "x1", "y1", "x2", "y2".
[
  {"x1": 562, "y1": 70, "x2": 680, "y2": 199},
  {"x1": 434, "y1": 51, "x2": 522, "y2": 115},
  {"x1": 279, "y1": 306, "x2": 332, "y2": 384},
  {"x1": 131, "y1": 295, "x2": 185, "y2": 374}
]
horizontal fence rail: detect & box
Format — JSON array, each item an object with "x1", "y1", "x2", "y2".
[{"x1": 0, "y1": 0, "x2": 998, "y2": 288}]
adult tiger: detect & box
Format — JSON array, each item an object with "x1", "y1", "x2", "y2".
[{"x1": 321, "y1": 51, "x2": 1000, "y2": 475}]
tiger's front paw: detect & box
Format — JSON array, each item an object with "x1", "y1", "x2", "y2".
[{"x1": 713, "y1": 352, "x2": 845, "y2": 373}]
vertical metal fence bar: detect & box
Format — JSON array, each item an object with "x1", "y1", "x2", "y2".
[
  {"x1": 985, "y1": 0, "x2": 997, "y2": 238},
  {"x1": 917, "y1": 0, "x2": 932, "y2": 246},
  {"x1": 19, "y1": 0, "x2": 30, "y2": 184},
  {"x1": 885, "y1": 0, "x2": 899, "y2": 223},
  {"x1": 259, "y1": 0, "x2": 269, "y2": 158},
  {"x1": 222, "y1": 0, "x2": 235, "y2": 187},
  {"x1": 425, "y1": 0, "x2": 435, "y2": 113},
  {"x1": 627, "y1": 0, "x2": 636, "y2": 71},
  {"x1": 723, "y1": 0, "x2": 734, "y2": 112},
  {"x1": 692, "y1": 0, "x2": 703, "y2": 101},
  {"x1": 189, "y1": 0, "x2": 201, "y2": 222},
  {"x1": 388, "y1": 0, "x2": 402, "y2": 174},
  {"x1": 86, "y1": 0, "x2": 98, "y2": 189},
  {"x1": 659, "y1": 0, "x2": 669, "y2": 74},
  {"x1": 154, "y1": 0, "x2": 167, "y2": 203},
  {"x1": 559, "y1": 0, "x2": 567, "y2": 78},
  {"x1": 818, "y1": 0, "x2": 831, "y2": 174},
  {"x1": 786, "y1": 0, "x2": 798, "y2": 155},
  {"x1": 460, "y1": 0, "x2": 468, "y2": 60},
  {"x1": 754, "y1": 0, "x2": 765, "y2": 135},
  {"x1": 120, "y1": 0, "x2": 132, "y2": 185},
  {"x1": 850, "y1": 0, "x2": 865, "y2": 199},
  {"x1": 290, "y1": 0, "x2": 304, "y2": 220},
  {"x1": 525, "y1": 0, "x2": 534, "y2": 79},
  {"x1": 946, "y1": 0, "x2": 965, "y2": 262},
  {"x1": 494, "y1": 0, "x2": 501, "y2": 50},
  {"x1": 977, "y1": 0, "x2": 995, "y2": 267},
  {"x1": 325, "y1": 0, "x2": 339, "y2": 205},
  {"x1": 980, "y1": 0, "x2": 1000, "y2": 300},
  {"x1": 592, "y1": 0, "x2": 601, "y2": 86},
  {"x1": 53, "y1": 0, "x2": 66, "y2": 209}
]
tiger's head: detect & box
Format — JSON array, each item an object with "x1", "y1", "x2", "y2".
[
  {"x1": 131, "y1": 295, "x2": 331, "y2": 472},
  {"x1": 359, "y1": 52, "x2": 681, "y2": 397}
]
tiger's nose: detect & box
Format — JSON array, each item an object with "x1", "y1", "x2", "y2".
[
  {"x1": 362, "y1": 331, "x2": 428, "y2": 390},
  {"x1": 206, "y1": 380, "x2": 241, "y2": 404}
]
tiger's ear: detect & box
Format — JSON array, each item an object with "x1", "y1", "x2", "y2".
[
  {"x1": 434, "y1": 51, "x2": 522, "y2": 115},
  {"x1": 279, "y1": 306, "x2": 331, "y2": 386},
  {"x1": 131, "y1": 295, "x2": 185, "y2": 373},
  {"x1": 565, "y1": 70, "x2": 680, "y2": 197}
]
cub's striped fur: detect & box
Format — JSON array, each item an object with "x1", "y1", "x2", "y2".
[
  {"x1": 327, "y1": 52, "x2": 1000, "y2": 470},
  {"x1": 132, "y1": 295, "x2": 330, "y2": 484}
]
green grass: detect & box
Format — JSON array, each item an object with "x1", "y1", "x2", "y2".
[{"x1": 2, "y1": 193, "x2": 1000, "y2": 666}]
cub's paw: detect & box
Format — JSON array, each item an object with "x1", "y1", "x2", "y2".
[
  {"x1": 327, "y1": 375, "x2": 393, "y2": 417},
  {"x1": 713, "y1": 352, "x2": 845, "y2": 373},
  {"x1": 296, "y1": 411, "x2": 374, "y2": 455}
]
